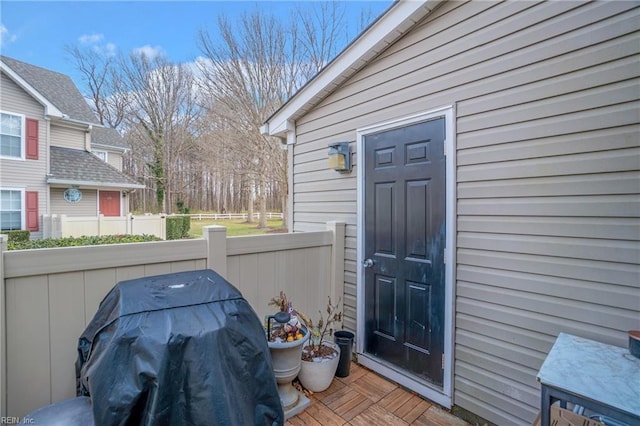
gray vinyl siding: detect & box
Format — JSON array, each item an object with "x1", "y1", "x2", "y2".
[
  {"x1": 0, "y1": 73, "x2": 48, "y2": 239},
  {"x1": 107, "y1": 152, "x2": 123, "y2": 171},
  {"x1": 50, "y1": 188, "x2": 98, "y2": 216},
  {"x1": 50, "y1": 124, "x2": 85, "y2": 149},
  {"x1": 290, "y1": 1, "x2": 640, "y2": 425}
]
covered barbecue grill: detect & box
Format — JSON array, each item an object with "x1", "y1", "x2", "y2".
[{"x1": 74, "y1": 269, "x2": 283, "y2": 425}]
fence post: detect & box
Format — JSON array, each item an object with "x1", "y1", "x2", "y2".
[
  {"x1": 127, "y1": 213, "x2": 133, "y2": 236},
  {"x1": 59, "y1": 214, "x2": 67, "y2": 238},
  {"x1": 327, "y1": 221, "x2": 346, "y2": 318},
  {"x1": 98, "y1": 214, "x2": 104, "y2": 237},
  {"x1": 42, "y1": 214, "x2": 49, "y2": 239},
  {"x1": 0, "y1": 234, "x2": 7, "y2": 415},
  {"x1": 204, "y1": 225, "x2": 227, "y2": 278}
]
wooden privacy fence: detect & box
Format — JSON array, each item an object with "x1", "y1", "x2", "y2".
[{"x1": 0, "y1": 222, "x2": 345, "y2": 418}]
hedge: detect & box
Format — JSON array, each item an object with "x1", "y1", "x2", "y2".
[
  {"x1": 4, "y1": 230, "x2": 30, "y2": 243},
  {"x1": 166, "y1": 215, "x2": 191, "y2": 240},
  {"x1": 8, "y1": 234, "x2": 161, "y2": 250}
]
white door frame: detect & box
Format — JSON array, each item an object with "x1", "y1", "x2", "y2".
[{"x1": 355, "y1": 106, "x2": 456, "y2": 408}]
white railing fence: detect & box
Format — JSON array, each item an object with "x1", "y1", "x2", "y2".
[{"x1": 185, "y1": 212, "x2": 284, "y2": 221}]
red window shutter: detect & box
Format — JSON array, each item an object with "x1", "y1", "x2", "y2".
[
  {"x1": 26, "y1": 118, "x2": 39, "y2": 160},
  {"x1": 26, "y1": 191, "x2": 39, "y2": 231}
]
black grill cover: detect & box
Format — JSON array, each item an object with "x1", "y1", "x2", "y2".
[{"x1": 76, "y1": 269, "x2": 283, "y2": 426}]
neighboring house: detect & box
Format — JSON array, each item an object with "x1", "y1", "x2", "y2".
[
  {"x1": 0, "y1": 56, "x2": 144, "y2": 238},
  {"x1": 264, "y1": 1, "x2": 639, "y2": 425}
]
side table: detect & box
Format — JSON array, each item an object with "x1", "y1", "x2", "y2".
[{"x1": 537, "y1": 333, "x2": 640, "y2": 426}]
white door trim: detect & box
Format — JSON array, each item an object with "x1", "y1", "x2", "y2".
[{"x1": 356, "y1": 105, "x2": 456, "y2": 408}]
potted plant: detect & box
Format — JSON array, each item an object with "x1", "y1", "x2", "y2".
[
  {"x1": 265, "y1": 292, "x2": 310, "y2": 416},
  {"x1": 296, "y1": 297, "x2": 343, "y2": 392}
]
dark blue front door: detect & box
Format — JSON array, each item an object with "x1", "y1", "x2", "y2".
[{"x1": 363, "y1": 117, "x2": 446, "y2": 386}]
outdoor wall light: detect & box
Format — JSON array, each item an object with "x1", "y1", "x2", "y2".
[{"x1": 328, "y1": 141, "x2": 351, "y2": 172}]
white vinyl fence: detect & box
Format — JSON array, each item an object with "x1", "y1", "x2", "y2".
[
  {"x1": 41, "y1": 212, "x2": 285, "y2": 240},
  {"x1": 42, "y1": 213, "x2": 167, "y2": 240}
]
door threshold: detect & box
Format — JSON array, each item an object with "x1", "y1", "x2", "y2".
[{"x1": 357, "y1": 353, "x2": 451, "y2": 408}]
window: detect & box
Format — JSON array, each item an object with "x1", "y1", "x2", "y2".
[
  {"x1": 0, "y1": 112, "x2": 37, "y2": 160},
  {"x1": 0, "y1": 189, "x2": 38, "y2": 231},
  {"x1": 0, "y1": 189, "x2": 22, "y2": 231},
  {"x1": 0, "y1": 112, "x2": 23, "y2": 158},
  {"x1": 92, "y1": 150, "x2": 107, "y2": 162}
]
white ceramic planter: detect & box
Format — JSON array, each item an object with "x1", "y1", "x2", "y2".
[{"x1": 298, "y1": 341, "x2": 340, "y2": 392}]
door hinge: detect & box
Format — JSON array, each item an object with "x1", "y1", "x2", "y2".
[
  {"x1": 443, "y1": 248, "x2": 447, "y2": 264},
  {"x1": 443, "y1": 138, "x2": 447, "y2": 156},
  {"x1": 442, "y1": 353, "x2": 445, "y2": 370}
]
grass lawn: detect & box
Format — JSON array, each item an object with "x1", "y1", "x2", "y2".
[{"x1": 189, "y1": 218, "x2": 286, "y2": 237}]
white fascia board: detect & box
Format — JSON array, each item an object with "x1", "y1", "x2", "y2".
[
  {"x1": 47, "y1": 178, "x2": 145, "y2": 190},
  {"x1": 266, "y1": 0, "x2": 440, "y2": 139},
  {"x1": 91, "y1": 143, "x2": 128, "y2": 153},
  {"x1": 0, "y1": 62, "x2": 64, "y2": 118},
  {"x1": 50, "y1": 116, "x2": 102, "y2": 130}
]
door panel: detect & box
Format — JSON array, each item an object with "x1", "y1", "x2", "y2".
[
  {"x1": 406, "y1": 180, "x2": 431, "y2": 261},
  {"x1": 364, "y1": 118, "x2": 446, "y2": 386},
  {"x1": 406, "y1": 281, "x2": 431, "y2": 351},
  {"x1": 375, "y1": 183, "x2": 395, "y2": 255},
  {"x1": 374, "y1": 275, "x2": 397, "y2": 339}
]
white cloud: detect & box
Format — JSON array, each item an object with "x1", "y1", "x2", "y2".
[
  {"x1": 92, "y1": 42, "x2": 117, "y2": 57},
  {"x1": 105, "y1": 43, "x2": 117, "y2": 57},
  {"x1": 132, "y1": 45, "x2": 164, "y2": 60},
  {"x1": 78, "y1": 32, "x2": 117, "y2": 57},
  {"x1": 186, "y1": 56, "x2": 209, "y2": 78},
  {"x1": 79, "y1": 33, "x2": 104, "y2": 44},
  {"x1": 0, "y1": 24, "x2": 17, "y2": 47}
]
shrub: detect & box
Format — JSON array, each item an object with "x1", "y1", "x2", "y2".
[
  {"x1": 166, "y1": 216, "x2": 181, "y2": 240},
  {"x1": 3, "y1": 230, "x2": 30, "y2": 243},
  {"x1": 181, "y1": 215, "x2": 191, "y2": 237},
  {"x1": 8, "y1": 234, "x2": 161, "y2": 250},
  {"x1": 176, "y1": 200, "x2": 190, "y2": 214},
  {"x1": 166, "y1": 215, "x2": 190, "y2": 240}
]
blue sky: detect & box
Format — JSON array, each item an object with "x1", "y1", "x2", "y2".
[{"x1": 1, "y1": 1, "x2": 392, "y2": 91}]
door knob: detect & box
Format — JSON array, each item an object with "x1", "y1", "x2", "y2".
[{"x1": 363, "y1": 258, "x2": 375, "y2": 268}]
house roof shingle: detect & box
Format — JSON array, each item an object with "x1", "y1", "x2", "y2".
[
  {"x1": 48, "y1": 146, "x2": 143, "y2": 189},
  {"x1": 91, "y1": 126, "x2": 129, "y2": 150},
  {"x1": 1, "y1": 55, "x2": 99, "y2": 124}
]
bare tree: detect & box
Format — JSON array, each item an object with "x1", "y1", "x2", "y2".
[
  {"x1": 197, "y1": 3, "x2": 353, "y2": 228},
  {"x1": 65, "y1": 2, "x2": 379, "y2": 219},
  {"x1": 120, "y1": 53, "x2": 201, "y2": 212},
  {"x1": 66, "y1": 45, "x2": 127, "y2": 128}
]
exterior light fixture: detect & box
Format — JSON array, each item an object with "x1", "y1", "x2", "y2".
[{"x1": 328, "y1": 141, "x2": 351, "y2": 172}]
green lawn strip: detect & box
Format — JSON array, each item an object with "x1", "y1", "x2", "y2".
[{"x1": 189, "y1": 218, "x2": 285, "y2": 237}]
